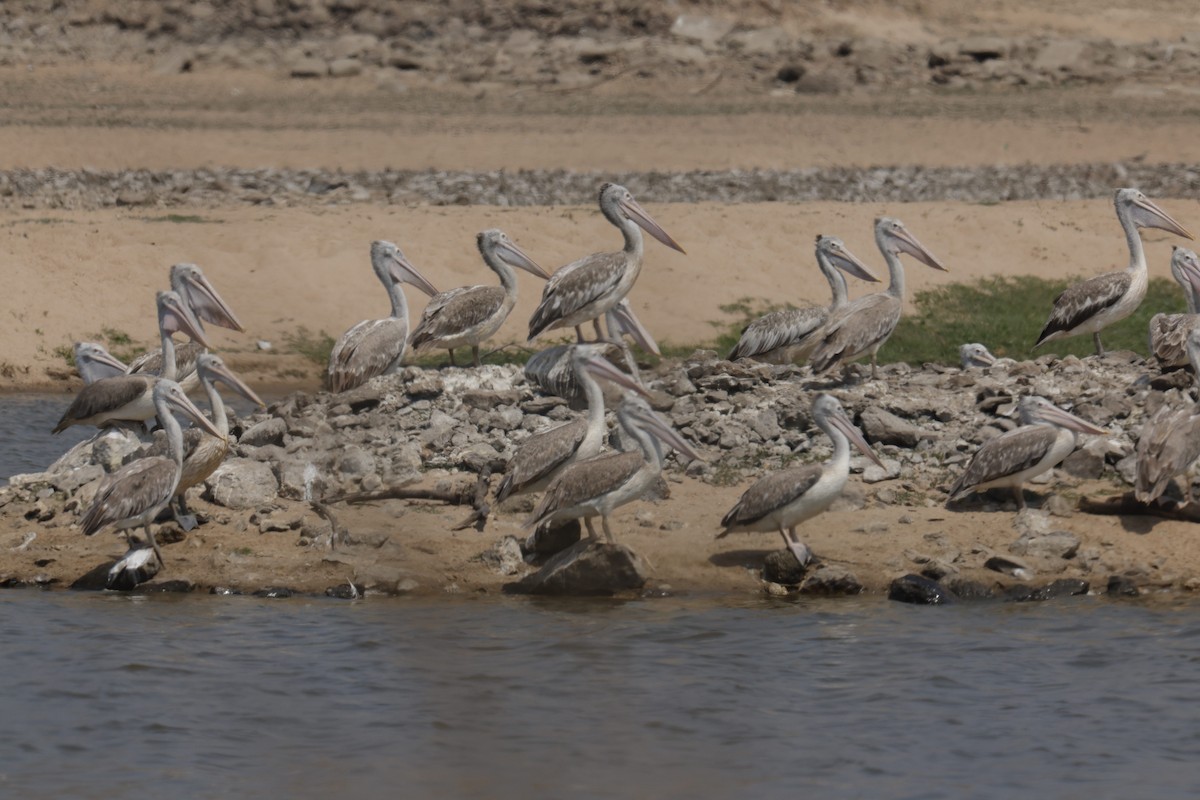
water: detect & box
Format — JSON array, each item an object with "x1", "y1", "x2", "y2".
[{"x1": 0, "y1": 393, "x2": 93, "y2": 482}]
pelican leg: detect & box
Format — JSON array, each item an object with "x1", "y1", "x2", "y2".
[
  {"x1": 600, "y1": 515, "x2": 618, "y2": 544},
  {"x1": 1012, "y1": 486, "x2": 1027, "y2": 511},
  {"x1": 173, "y1": 494, "x2": 198, "y2": 533},
  {"x1": 592, "y1": 318, "x2": 605, "y2": 342},
  {"x1": 471, "y1": 345, "x2": 482, "y2": 367},
  {"x1": 448, "y1": 349, "x2": 458, "y2": 367},
  {"x1": 584, "y1": 517, "x2": 600, "y2": 540},
  {"x1": 574, "y1": 326, "x2": 586, "y2": 344},
  {"x1": 1093, "y1": 332, "x2": 1105, "y2": 357},
  {"x1": 143, "y1": 523, "x2": 164, "y2": 566},
  {"x1": 781, "y1": 526, "x2": 812, "y2": 567},
  {"x1": 870, "y1": 354, "x2": 879, "y2": 380}
]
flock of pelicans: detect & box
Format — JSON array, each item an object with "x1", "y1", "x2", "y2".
[{"x1": 44, "y1": 183, "x2": 1200, "y2": 589}]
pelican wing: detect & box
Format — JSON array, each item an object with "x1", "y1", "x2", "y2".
[
  {"x1": 1135, "y1": 406, "x2": 1200, "y2": 503},
  {"x1": 529, "y1": 252, "x2": 626, "y2": 338},
  {"x1": 53, "y1": 376, "x2": 150, "y2": 433},
  {"x1": 127, "y1": 341, "x2": 204, "y2": 380},
  {"x1": 1036, "y1": 271, "x2": 1131, "y2": 346},
  {"x1": 718, "y1": 465, "x2": 823, "y2": 533},
  {"x1": 80, "y1": 456, "x2": 177, "y2": 536},
  {"x1": 948, "y1": 425, "x2": 1060, "y2": 498},
  {"x1": 524, "y1": 345, "x2": 580, "y2": 404},
  {"x1": 1149, "y1": 312, "x2": 1200, "y2": 367},
  {"x1": 526, "y1": 450, "x2": 643, "y2": 526},
  {"x1": 728, "y1": 307, "x2": 826, "y2": 362},
  {"x1": 138, "y1": 426, "x2": 206, "y2": 463},
  {"x1": 326, "y1": 318, "x2": 408, "y2": 393},
  {"x1": 495, "y1": 419, "x2": 587, "y2": 501},
  {"x1": 810, "y1": 293, "x2": 901, "y2": 373},
  {"x1": 411, "y1": 286, "x2": 506, "y2": 350}
]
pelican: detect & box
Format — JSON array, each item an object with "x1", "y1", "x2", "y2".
[
  {"x1": 410, "y1": 229, "x2": 549, "y2": 367},
  {"x1": 717, "y1": 393, "x2": 881, "y2": 567},
  {"x1": 53, "y1": 291, "x2": 210, "y2": 433},
  {"x1": 947, "y1": 396, "x2": 1107, "y2": 510},
  {"x1": 1149, "y1": 246, "x2": 1200, "y2": 367},
  {"x1": 811, "y1": 217, "x2": 947, "y2": 379},
  {"x1": 524, "y1": 299, "x2": 659, "y2": 408},
  {"x1": 498, "y1": 344, "x2": 646, "y2": 504},
  {"x1": 73, "y1": 342, "x2": 128, "y2": 384},
  {"x1": 959, "y1": 343, "x2": 998, "y2": 369},
  {"x1": 80, "y1": 379, "x2": 222, "y2": 570},
  {"x1": 525, "y1": 394, "x2": 701, "y2": 544},
  {"x1": 326, "y1": 240, "x2": 439, "y2": 393},
  {"x1": 1035, "y1": 188, "x2": 1194, "y2": 356},
  {"x1": 528, "y1": 182, "x2": 684, "y2": 343},
  {"x1": 136, "y1": 353, "x2": 265, "y2": 530},
  {"x1": 1135, "y1": 328, "x2": 1200, "y2": 505},
  {"x1": 728, "y1": 235, "x2": 879, "y2": 363},
  {"x1": 125, "y1": 263, "x2": 245, "y2": 391}
]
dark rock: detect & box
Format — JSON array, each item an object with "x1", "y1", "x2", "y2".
[
  {"x1": 325, "y1": 582, "x2": 365, "y2": 599},
  {"x1": 254, "y1": 586, "x2": 295, "y2": 598},
  {"x1": 1034, "y1": 578, "x2": 1089, "y2": 599},
  {"x1": 1061, "y1": 447, "x2": 1104, "y2": 479},
  {"x1": 1106, "y1": 576, "x2": 1140, "y2": 597},
  {"x1": 763, "y1": 549, "x2": 808, "y2": 585},
  {"x1": 134, "y1": 579, "x2": 194, "y2": 594},
  {"x1": 239, "y1": 417, "x2": 288, "y2": 447},
  {"x1": 943, "y1": 577, "x2": 994, "y2": 600},
  {"x1": 105, "y1": 548, "x2": 161, "y2": 590},
  {"x1": 798, "y1": 564, "x2": 862, "y2": 596},
  {"x1": 984, "y1": 554, "x2": 1033, "y2": 580},
  {"x1": 209, "y1": 586, "x2": 244, "y2": 596},
  {"x1": 462, "y1": 389, "x2": 522, "y2": 410},
  {"x1": 510, "y1": 539, "x2": 647, "y2": 596},
  {"x1": 888, "y1": 573, "x2": 956, "y2": 604},
  {"x1": 523, "y1": 519, "x2": 582, "y2": 557}
]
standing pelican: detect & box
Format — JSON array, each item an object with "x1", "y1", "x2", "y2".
[
  {"x1": 728, "y1": 235, "x2": 879, "y2": 363},
  {"x1": 53, "y1": 291, "x2": 210, "y2": 433},
  {"x1": 947, "y1": 396, "x2": 1107, "y2": 510},
  {"x1": 80, "y1": 379, "x2": 222, "y2": 571},
  {"x1": 811, "y1": 217, "x2": 947, "y2": 379},
  {"x1": 528, "y1": 183, "x2": 684, "y2": 342},
  {"x1": 525, "y1": 395, "x2": 701, "y2": 543},
  {"x1": 717, "y1": 394, "x2": 881, "y2": 566},
  {"x1": 498, "y1": 344, "x2": 646, "y2": 504},
  {"x1": 1149, "y1": 246, "x2": 1200, "y2": 367},
  {"x1": 410, "y1": 229, "x2": 549, "y2": 366},
  {"x1": 1035, "y1": 188, "x2": 1193, "y2": 356},
  {"x1": 1135, "y1": 328, "x2": 1200, "y2": 505},
  {"x1": 326, "y1": 240, "x2": 439, "y2": 393},
  {"x1": 73, "y1": 342, "x2": 128, "y2": 384},
  {"x1": 959, "y1": 343, "x2": 998, "y2": 369}
]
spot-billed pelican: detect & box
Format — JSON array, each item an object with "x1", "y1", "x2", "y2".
[
  {"x1": 73, "y1": 342, "x2": 127, "y2": 384},
  {"x1": 717, "y1": 393, "x2": 881, "y2": 566},
  {"x1": 811, "y1": 217, "x2": 947, "y2": 379},
  {"x1": 728, "y1": 235, "x2": 878, "y2": 363},
  {"x1": 947, "y1": 396, "x2": 1107, "y2": 510},
  {"x1": 411, "y1": 229, "x2": 548, "y2": 367},
  {"x1": 326, "y1": 240, "x2": 438, "y2": 393},
  {"x1": 959, "y1": 343, "x2": 998, "y2": 369},
  {"x1": 1035, "y1": 188, "x2": 1193, "y2": 356},
  {"x1": 1135, "y1": 328, "x2": 1200, "y2": 505},
  {"x1": 1149, "y1": 246, "x2": 1200, "y2": 367}
]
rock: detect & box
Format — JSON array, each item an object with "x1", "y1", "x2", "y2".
[
  {"x1": 1106, "y1": 575, "x2": 1140, "y2": 597},
  {"x1": 1032, "y1": 578, "x2": 1089, "y2": 600},
  {"x1": 727, "y1": 28, "x2": 791, "y2": 56},
  {"x1": 669, "y1": 14, "x2": 733, "y2": 47},
  {"x1": 798, "y1": 564, "x2": 862, "y2": 596},
  {"x1": 523, "y1": 520, "x2": 582, "y2": 557},
  {"x1": 258, "y1": 511, "x2": 303, "y2": 533},
  {"x1": 985, "y1": 554, "x2": 1033, "y2": 580},
  {"x1": 1060, "y1": 447, "x2": 1104, "y2": 479},
  {"x1": 289, "y1": 57, "x2": 327, "y2": 78},
  {"x1": 942, "y1": 577, "x2": 995, "y2": 600},
  {"x1": 862, "y1": 458, "x2": 901, "y2": 484},
  {"x1": 325, "y1": 582, "x2": 365, "y2": 599},
  {"x1": 511, "y1": 540, "x2": 647, "y2": 596},
  {"x1": 479, "y1": 536, "x2": 525, "y2": 576},
  {"x1": 328, "y1": 58, "x2": 362, "y2": 78},
  {"x1": 254, "y1": 586, "x2": 294, "y2": 598},
  {"x1": 860, "y1": 407, "x2": 928, "y2": 447},
  {"x1": 888, "y1": 574, "x2": 955, "y2": 604},
  {"x1": 1033, "y1": 39, "x2": 1089, "y2": 72},
  {"x1": 205, "y1": 459, "x2": 279, "y2": 510},
  {"x1": 958, "y1": 37, "x2": 1010, "y2": 61},
  {"x1": 1010, "y1": 531, "x2": 1080, "y2": 560},
  {"x1": 763, "y1": 549, "x2": 808, "y2": 585},
  {"x1": 239, "y1": 418, "x2": 287, "y2": 447}
]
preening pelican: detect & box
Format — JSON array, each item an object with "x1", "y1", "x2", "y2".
[
  {"x1": 1135, "y1": 327, "x2": 1200, "y2": 505},
  {"x1": 811, "y1": 217, "x2": 947, "y2": 379},
  {"x1": 947, "y1": 396, "x2": 1107, "y2": 510},
  {"x1": 73, "y1": 342, "x2": 127, "y2": 384},
  {"x1": 525, "y1": 395, "x2": 701, "y2": 544},
  {"x1": 326, "y1": 240, "x2": 438, "y2": 393},
  {"x1": 528, "y1": 182, "x2": 684, "y2": 342},
  {"x1": 54, "y1": 291, "x2": 210, "y2": 433},
  {"x1": 1149, "y1": 246, "x2": 1200, "y2": 367},
  {"x1": 728, "y1": 235, "x2": 878, "y2": 363},
  {"x1": 1035, "y1": 188, "x2": 1193, "y2": 356},
  {"x1": 411, "y1": 229, "x2": 548, "y2": 366},
  {"x1": 959, "y1": 343, "x2": 998, "y2": 369},
  {"x1": 80, "y1": 379, "x2": 222, "y2": 574},
  {"x1": 717, "y1": 393, "x2": 880, "y2": 566}
]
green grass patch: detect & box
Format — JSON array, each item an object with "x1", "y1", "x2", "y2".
[{"x1": 284, "y1": 327, "x2": 336, "y2": 365}]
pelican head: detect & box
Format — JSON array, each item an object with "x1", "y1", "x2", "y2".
[
  {"x1": 616, "y1": 394, "x2": 703, "y2": 462},
  {"x1": 1171, "y1": 245, "x2": 1200, "y2": 298},
  {"x1": 370, "y1": 240, "x2": 439, "y2": 297},
  {"x1": 572, "y1": 343, "x2": 649, "y2": 397},
  {"x1": 812, "y1": 393, "x2": 883, "y2": 468},
  {"x1": 157, "y1": 290, "x2": 212, "y2": 349},
  {"x1": 1116, "y1": 188, "x2": 1194, "y2": 240},
  {"x1": 959, "y1": 342, "x2": 997, "y2": 368},
  {"x1": 608, "y1": 299, "x2": 660, "y2": 356},
  {"x1": 477, "y1": 229, "x2": 550, "y2": 280},
  {"x1": 1018, "y1": 396, "x2": 1107, "y2": 435},
  {"x1": 599, "y1": 182, "x2": 686, "y2": 254},
  {"x1": 195, "y1": 353, "x2": 266, "y2": 409},
  {"x1": 1186, "y1": 327, "x2": 1200, "y2": 376},
  {"x1": 73, "y1": 341, "x2": 126, "y2": 375},
  {"x1": 815, "y1": 234, "x2": 879, "y2": 283},
  {"x1": 875, "y1": 217, "x2": 947, "y2": 271},
  {"x1": 169, "y1": 262, "x2": 245, "y2": 333},
  {"x1": 153, "y1": 379, "x2": 223, "y2": 439}
]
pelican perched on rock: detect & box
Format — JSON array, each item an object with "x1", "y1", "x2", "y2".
[
  {"x1": 80, "y1": 379, "x2": 222, "y2": 573},
  {"x1": 53, "y1": 291, "x2": 210, "y2": 433},
  {"x1": 73, "y1": 342, "x2": 127, "y2": 384},
  {"x1": 947, "y1": 396, "x2": 1107, "y2": 510},
  {"x1": 327, "y1": 240, "x2": 438, "y2": 393},
  {"x1": 811, "y1": 217, "x2": 947, "y2": 379},
  {"x1": 136, "y1": 353, "x2": 265, "y2": 530},
  {"x1": 1149, "y1": 246, "x2": 1200, "y2": 367},
  {"x1": 1035, "y1": 188, "x2": 1193, "y2": 357},
  {"x1": 498, "y1": 344, "x2": 646, "y2": 504},
  {"x1": 959, "y1": 343, "x2": 998, "y2": 369},
  {"x1": 525, "y1": 394, "x2": 701, "y2": 543},
  {"x1": 717, "y1": 393, "x2": 880, "y2": 566},
  {"x1": 411, "y1": 229, "x2": 548, "y2": 367},
  {"x1": 728, "y1": 235, "x2": 878, "y2": 364},
  {"x1": 528, "y1": 182, "x2": 684, "y2": 343},
  {"x1": 1136, "y1": 328, "x2": 1200, "y2": 505}
]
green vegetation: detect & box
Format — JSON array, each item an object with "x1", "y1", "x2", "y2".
[{"x1": 284, "y1": 327, "x2": 336, "y2": 365}]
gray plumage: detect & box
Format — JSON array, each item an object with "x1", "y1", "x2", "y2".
[
  {"x1": 495, "y1": 419, "x2": 586, "y2": 502},
  {"x1": 530, "y1": 251, "x2": 628, "y2": 340},
  {"x1": 811, "y1": 293, "x2": 900, "y2": 373},
  {"x1": 948, "y1": 425, "x2": 1061, "y2": 500},
  {"x1": 53, "y1": 376, "x2": 152, "y2": 433},
  {"x1": 728, "y1": 306, "x2": 827, "y2": 364},
  {"x1": 127, "y1": 341, "x2": 204, "y2": 383},
  {"x1": 1035, "y1": 271, "x2": 1131, "y2": 347},
  {"x1": 74, "y1": 342, "x2": 127, "y2": 384},
  {"x1": 719, "y1": 465, "x2": 822, "y2": 531},
  {"x1": 413, "y1": 286, "x2": 506, "y2": 348},
  {"x1": 81, "y1": 456, "x2": 178, "y2": 537},
  {"x1": 1149, "y1": 246, "x2": 1200, "y2": 367},
  {"x1": 529, "y1": 450, "x2": 643, "y2": 522},
  {"x1": 1135, "y1": 405, "x2": 1200, "y2": 504}
]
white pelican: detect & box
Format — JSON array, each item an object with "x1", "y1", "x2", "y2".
[
  {"x1": 73, "y1": 342, "x2": 128, "y2": 384},
  {"x1": 959, "y1": 343, "x2": 998, "y2": 369},
  {"x1": 528, "y1": 182, "x2": 684, "y2": 343},
  {"x1": 137, "y1": 353, "x2": 265, "y2": 530},
  {"x1": 811, "y1": 217, "x2": 947, "y2": 379},
  {"x1": 1149, "y1": 246, "x2": 1200, "y2": 367},
  {"x1": 717, "y1": 393, "x2": 881, "y2": 566},
  {"x1": 498, "y1": 344, "x2": 646, "y2": 504},
  {"x1": 947, "y1": 396, "x2": 1107, "y2": 510},
  {"x1": 53, "y1": 291, "x2": 210, "y2": 433},
  {"x1": 80, "y1": 379, "x2": 222, "y2": 570},
  {"x1": 728, "y1": 235, "x2": 879, "y2": 363},
  {"x1": 410, "y1": 229, "x2": 549, "y2": 366},
  {"x1": 525, "y1": 394, "x2": 701, "y2": 544},
  {"x1": 1135, "y1": 327, "x2": 1200, "y2": 505},
  {"x1": 1035, "y1": 188, "x2": 1193, "y2": 356},
  {"x1": 326, "y1": 240, "x2": 439, "y2": 393}
]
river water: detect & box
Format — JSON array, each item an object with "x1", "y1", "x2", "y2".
[{"x1": 3, "y1": 398, "x2": 1200, "y2": 797}]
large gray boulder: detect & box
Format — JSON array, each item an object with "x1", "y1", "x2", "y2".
[
  {"x1": 511, "y1": 539, "x2": 647, "y2": 596},
  {"x1": 205, "y1": 458, "x2": 279, "y2": 509}
]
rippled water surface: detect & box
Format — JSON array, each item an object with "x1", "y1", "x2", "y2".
[{"x1": 0, "y1": 394, "x2": 91, "y2": 482}]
